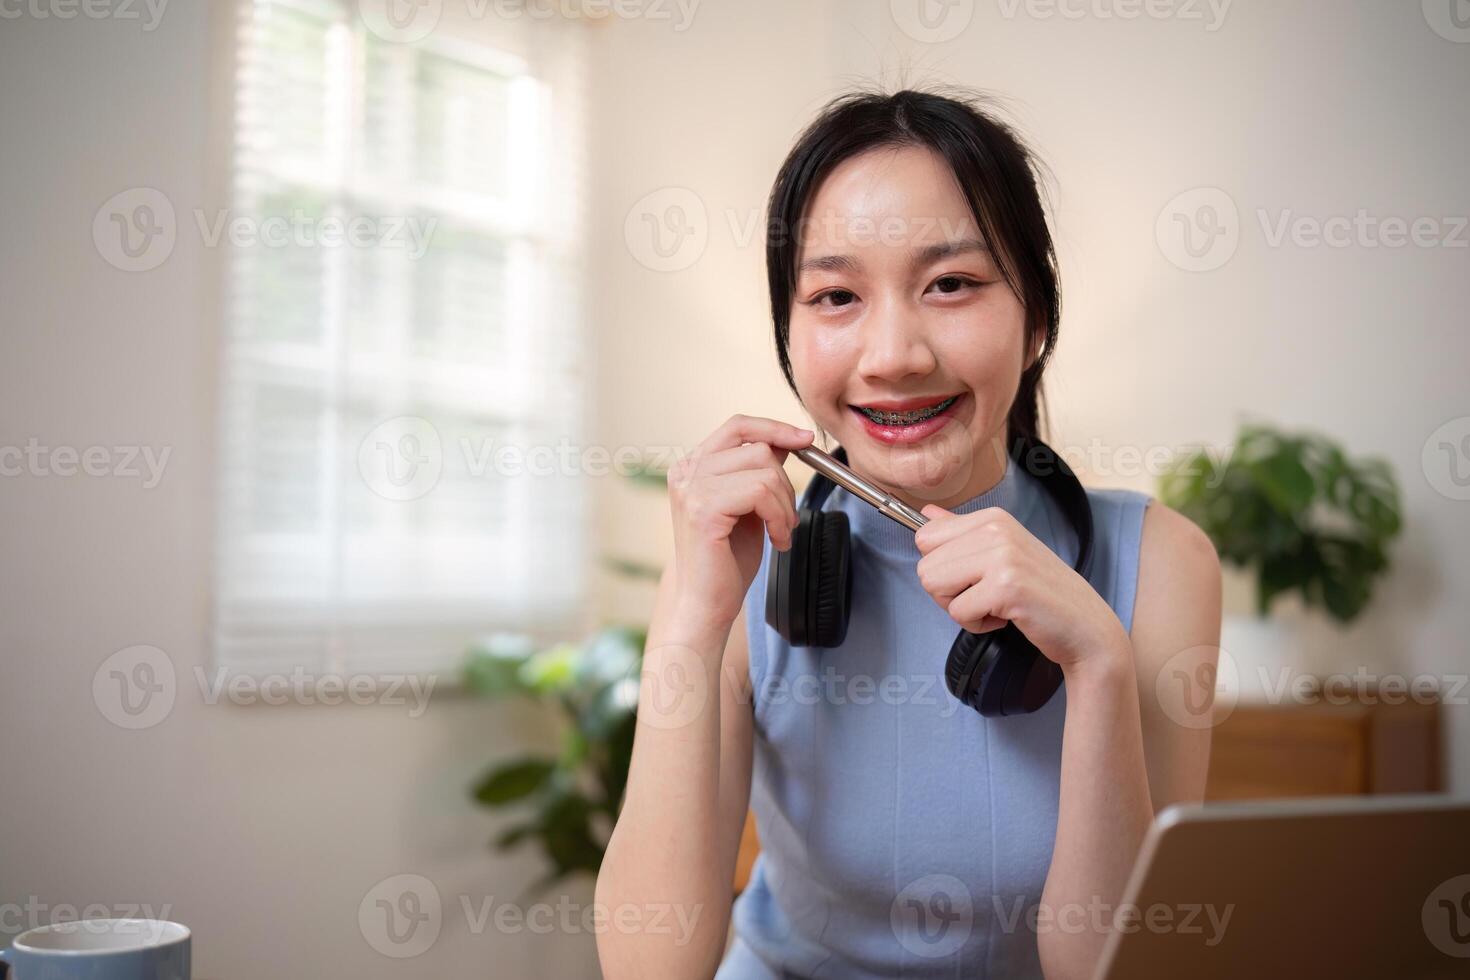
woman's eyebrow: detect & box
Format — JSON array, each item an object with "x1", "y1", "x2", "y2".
[
  {"x1": 910, "y1": 237, "x2": 989, "y2": 271},
  {"x1": 797, "y1": 252, "x2": 860, "y2": 276},
  {"x1": 797, "y1": 238, "x2": 990, "y2": 278}
]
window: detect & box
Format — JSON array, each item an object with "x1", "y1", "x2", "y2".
[{"x1": 212, "y1": 0, "x2": 588, "y2": 677}]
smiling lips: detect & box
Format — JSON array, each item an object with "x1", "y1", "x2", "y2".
[{"x1": 848, "y1": 392, "x2": 966, "y2": 446}]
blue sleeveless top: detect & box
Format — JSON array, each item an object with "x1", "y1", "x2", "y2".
[{"x1": 717, "y1": 456, "x2": 1151, "y2": 979}]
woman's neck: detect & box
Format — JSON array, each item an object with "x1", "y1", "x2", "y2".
[
  {"x1": 839, "y1": 432, "x2": 1029, "y2": 556},
  {"x1": 879, "y1": 431, "x2": 1012, "y2": 514}
]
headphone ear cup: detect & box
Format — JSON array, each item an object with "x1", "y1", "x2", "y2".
[
  {"x1": 998, "y1": 643, "x2": 1034, "y2": 715},
  {"x1": 950, "y1": 625, "x2": 1064, "y2": 717},
  {"x1": 1009, "y1": 644, "x2": 1063, "y2": 715},
  {"x1": 765, "y1": 508, "x2": 811, "y2": 645},
  {"x1": 945, "y1": 628, "x2": 999, "y2": 709},
  {"x1": 808, "y1": 510, "x2": 852, "y2": 647}
]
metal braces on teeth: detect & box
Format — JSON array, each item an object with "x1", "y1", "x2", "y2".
[{"x1": 857, "y1": 395, "x2": 958, "y2": 426}]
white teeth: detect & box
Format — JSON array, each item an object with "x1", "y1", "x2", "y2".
[{"x1": 857, "y1": 395, "x2": 958, "y2": 426}]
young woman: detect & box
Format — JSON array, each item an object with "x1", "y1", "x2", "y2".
[{"x1": 596, "y1": 87, "x2": 1222, "y2": 980}]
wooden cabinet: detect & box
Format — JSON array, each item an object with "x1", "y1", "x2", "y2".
[{"x1": 1204, "y1": 691, "x2": 1441, "y2": 799}]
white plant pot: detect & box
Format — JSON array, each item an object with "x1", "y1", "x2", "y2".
[{"x1": 1218, "y1": 612, "x2": 1301, "y2": 704}]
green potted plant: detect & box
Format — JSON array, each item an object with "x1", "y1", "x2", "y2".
[
  {"x1": 462, "y1": 456, "x2": 668, "y2": 892},
  {"x1": 1159, "y1": 423, "x2": 1402, "y2": 694},
  {"x1": 462, "y1": 626, "x2": 644, "y2": 892}
]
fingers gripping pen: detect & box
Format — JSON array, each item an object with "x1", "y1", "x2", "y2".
[{"x1": 792, "y1": 445, "x2": 929, "y2": 531}]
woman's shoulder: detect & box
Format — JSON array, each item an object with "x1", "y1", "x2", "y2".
[
  {"x1": 1089, "y1": 485, "x2": 1222, "y2": 654},
  {"x1": 1134, "y1": 497, "x2": 1222, "y2": 619},
  {"x1": 1078, "y1": 486, "x2": 1217, "y2": 583},
  {"x1": 1069, "y1": 486, "x2": 1213, "y2": 638}
]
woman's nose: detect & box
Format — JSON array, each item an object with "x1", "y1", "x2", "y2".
[{"x1": 855, "y1": 299, "x2": 937, "y2": 382}]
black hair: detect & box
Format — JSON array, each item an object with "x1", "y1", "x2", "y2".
[{"x1": 765, "y1": 86, "x2": 1061, "y2": 445}]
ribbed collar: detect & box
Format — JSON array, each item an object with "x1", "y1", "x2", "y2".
[{"x1": 831, "y1": 453, "x2": 1040, "y2": 559}]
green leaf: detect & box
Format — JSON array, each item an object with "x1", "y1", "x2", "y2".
[
  {"x1": 537, "y1": 791, "x2": 606, "y2": 879},
  {"x1": 560, "y1": 728, "x2": 589, "y2": 768},
  {"x1": 621, "y1": 458, "x2": 672, "y2": 489},
  {"x1": 1247, "y1": 450, "x2": 1315, "y2": 514},
  {"x1": 594, "y1": 713, "x2": 637, "y2": 814},
  {"x1": 461, "y1": 633, "x2": 538, "y2": 697},
  {"x1": 579, "y1": 626, "x2": 644, "y2": 685},
  {"x1": 494, "y1": 823, "x2": 537, "y2": 850},
  {"x1": 581, "y1": 675, "x2": 639, "y2": 742},
  {"x1": 519, "y1": 643, "x2": 581, "y2": 694},
  {"x1": 1163, "y1": 449, "x2": 1220, "y2": 502},
  {"x1": 601, "y1": 555, "x2": 664, "y2": 582},
  {"x1": 474, "y1": 758, "x2": 556, "y2": 806}
]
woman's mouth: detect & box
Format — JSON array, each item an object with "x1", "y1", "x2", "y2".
[{"x1": 848, "y1": 392, "x2": 965, "y2": 445}]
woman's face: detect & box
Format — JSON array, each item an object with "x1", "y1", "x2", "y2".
[{"x1": 787, "y1": 144, "x2": 1034, "y2": 508}]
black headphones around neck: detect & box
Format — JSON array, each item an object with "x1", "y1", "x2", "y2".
[{"x1": 764, "y1": 434, "x2": 1094, "y2": 717}]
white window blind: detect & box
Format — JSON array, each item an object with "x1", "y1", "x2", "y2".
[{"x1": 213, "y1": 0, "x2": 589, "y2": 678}]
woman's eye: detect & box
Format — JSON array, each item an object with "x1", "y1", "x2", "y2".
[
  {"x1": 812, "y1": 289, "x2": 857, "y2": 308},
  {"x1": 929, "y1": 275, "x2": 981, "y2": 295}
]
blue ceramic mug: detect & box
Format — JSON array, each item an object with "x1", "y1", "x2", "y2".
[{"x1": 0, "y1": 919, "x2": 189, "y2": 979}]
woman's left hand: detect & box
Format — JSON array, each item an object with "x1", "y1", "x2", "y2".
[{"x1": 913, "y1": 503, "x2": 1129, "y2": 671}]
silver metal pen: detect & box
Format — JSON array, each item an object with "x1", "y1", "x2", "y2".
[{"x1": 793, "y1": 445, "x2": 929, "y2": 531}]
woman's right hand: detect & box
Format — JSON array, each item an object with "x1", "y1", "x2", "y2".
[{"x1": 664, "y1": 415, "x2": 815, "y2": 633}]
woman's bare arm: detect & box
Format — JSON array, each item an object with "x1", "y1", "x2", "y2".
[
  {"x1": 1129, "y1": 504, "x2": 1223, "y2": 811},
  {"x1": 1037, "y1": 502, "x2": 1222, "y2": 980},
  {"x1": 595, "y1": 567, "x2": 755, "y2": 979},
  {"x1": 597, "y1": 415, "x2": 807, "y2": 979}
]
